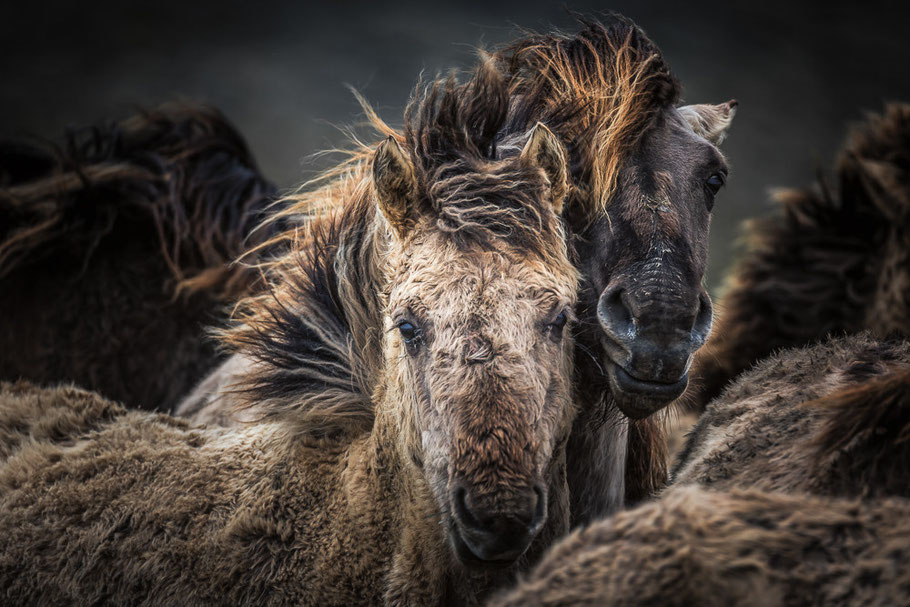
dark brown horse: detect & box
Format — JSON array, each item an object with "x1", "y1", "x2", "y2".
[
  {"x1": 687, "y1": 103, "x2": 910, "y2": 412},
  {"x1": 495, "y1": 16, "x2": 736, "y2": 518},
  {"x1": 0, "y1": 104, "x2": 280, "y2": 410}
]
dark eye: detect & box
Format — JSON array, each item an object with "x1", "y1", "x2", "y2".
[
  {"x1": 397, "y1": 320, "x2": 422, "y2": 354},
  {"x1": 548, "y1": 310, "x2": 569, "y2": 341},
  {"x1": 705, "y1": 173, "x2": 725, "y2": 196}
]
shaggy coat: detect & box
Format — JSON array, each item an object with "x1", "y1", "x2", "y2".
[
  {"x1": 490, "y1": 487, "x2": 910, "y2": 607},
  {"x1": 0, "y1": 104, "x2": 280, "y2": 410},
  {"x1": 688, "y1": 104, "x2": 910, "y2": 411},
  {"x1": 0, "y1": 63, "x2": 581, "y2": 606},
  {"x1": 178, "y1": 16, "x2": 738, "y2": 524},
  {"x1": 673, "y1": 332, "x2": 910, "y2": 498}
]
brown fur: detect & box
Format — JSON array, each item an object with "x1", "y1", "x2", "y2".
[
  {"x1": 673, "y1": 332, "x2": 910, "y2": 498},
  {"x1": 0, "y1": 62, "x2": 582, "y2": 606},
  {"x1": 490, "y1": 487, "x2": 910, "y2": 607},
  {"x1": 689, "y1": 104, "x2": 910, "y2": 411},
  {"x1": 0, "y1": 104, "x2": 280, "y2": 410}
]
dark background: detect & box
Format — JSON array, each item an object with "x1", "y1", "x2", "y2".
[{"x1": 3, "y1": 1, "x2": 909, "y2": 290}]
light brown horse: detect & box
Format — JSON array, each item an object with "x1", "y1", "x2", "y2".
[{"x1": 0, "y1": 61, "x2": 581, "y2": 606}]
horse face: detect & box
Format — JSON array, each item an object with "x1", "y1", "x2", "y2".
[
  {"x1": 576, "y1": 101, "x2": 736, "y2": 419},
  {"x1": 374, "y1": 126, "x2": 577, "y2": 568}
]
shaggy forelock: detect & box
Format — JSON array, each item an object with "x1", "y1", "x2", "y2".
[
  {"x1": 403, "y1": 58, "x2": 568, "y2": 262},
  {"x1": 496, "y1": 15, "x2": 680, "y2": 215}
]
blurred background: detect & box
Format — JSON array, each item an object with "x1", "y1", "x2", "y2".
[{"x1": 2, "y1": 0, "x2": 909, "y2": 290}]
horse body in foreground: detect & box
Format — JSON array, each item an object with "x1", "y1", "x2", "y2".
[
  {"x1": 492, "y1": 332, "x2": 910, "y2": 606},
  {"x1": 0, "y1": 62, "x2": 581, "y2": 606},
  {"x1": 490, "y1": 486, "x2": 910, "y2": 607}
]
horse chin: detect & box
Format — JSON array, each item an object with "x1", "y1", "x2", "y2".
[
  {"x1": 446, "y1": 523, "x2": 523, "y2": 571},
  {"x1": 605, "y1": 361, "x2": 688, "y2": 419}
]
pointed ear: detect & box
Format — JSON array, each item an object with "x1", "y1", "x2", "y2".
[
  {"x1": 373, "y1": 136, "x2": 419, "y2": 238},
  {"x1": 520, "y1": 122, "x2": 569, "y2": 214},
  {"x1": 679, "y1": 100, "x2": 738, "y2": 145}
]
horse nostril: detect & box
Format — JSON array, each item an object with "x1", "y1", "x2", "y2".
[
  {"x1": 597, "y1": 285, "x2": 635, "y2": 342},
  {"x1": 529, "y1": 485, "x2": 547, "y2": 532},
  {"x1": 453, "y1": 486, "x2": 481, "y2": 529},
  {"x1": 691, "y1": 291, "x2": 713, "y2": 345}
]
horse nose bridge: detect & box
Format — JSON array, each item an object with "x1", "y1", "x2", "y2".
[{"x1": 462, "y1": 333, "x2": 494, "y2": 365}]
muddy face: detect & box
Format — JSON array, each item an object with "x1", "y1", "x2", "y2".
[{"x1": 374, "y1": 124, "x2": 577, "y2": 567}]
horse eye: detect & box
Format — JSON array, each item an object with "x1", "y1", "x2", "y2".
[
  {"x1": 705, "y1": 173, "x2": 725, "y2": 196},
  {"x1": 548, "y1": 310, "x2": 569, "y2": 340},
  {"x1": 397, "y1": 321, "x2": 418, "y2": 343}
]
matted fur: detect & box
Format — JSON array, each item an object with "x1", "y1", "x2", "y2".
[
  {"x1": 673, "y1": 332, "x2": 910, "y2": 498},
  {"x1": 0, "y1": 104, "x2": 280, "y2": 410},
  {"x1": 490, "y1": 487, "x2": 910, "y2": 607},
  {"x1": 688, "y1": 104, "x2": 910, "y2": 411}
]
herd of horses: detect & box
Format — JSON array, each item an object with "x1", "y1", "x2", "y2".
[{"x1": 0, "y1": 15, "x2": 908, "y2": 606}]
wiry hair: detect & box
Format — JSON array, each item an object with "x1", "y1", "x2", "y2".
[
  {"x1": 688, "y1": 103, "x2": 910, "y2": 411},
  {"x1": 806, "y1": 367, "x2": 910, "y2": 498},
  {"x1": 0, "y1": 103, "x2": 280, "y2": 297},
  {"x1": 497, "y1": 14, "x2": 680, "y2": 215},
  {"x1": 221, "y1": 60, "x2": 566, "y2": 441}
]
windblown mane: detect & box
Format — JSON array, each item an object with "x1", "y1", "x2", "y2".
[
  {"x1": 689, "y1": 103, "x2": 910, "y2": 410},
  {"x1": 222, "y1": 59, "x2": 563, "y2": 441},
  {"x1": 497, "y1": 14, "x2": 680, "y2": 215},
  {"x1": 0, "y1": 103, "x2": 280, "y2": 297}
]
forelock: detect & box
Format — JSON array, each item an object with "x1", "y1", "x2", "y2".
[
  {"x1": 496, "y1": 14, "x2": 681, "y2": 216},
  {"x1": 403, "y1": 57, "x2": 569, "y2": 264}
]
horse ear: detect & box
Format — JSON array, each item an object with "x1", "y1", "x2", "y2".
[
  {"x1": 373, "y1": 136, "x2": 419, "y2": 238},
  {"x1": 520, "y1": 122, "x2": 569, "y2": 214},
  {"x1": 678, "y1": 100, "x2": 738, "y2": 145}
]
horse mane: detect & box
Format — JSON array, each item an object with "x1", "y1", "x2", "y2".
[
  {"x1": 0, "y1": 103, "x2": 280, "y2": 298},
  {"x1": 496, "y1": 14, "x2": 680, "y2": 216},
  {"x1": 222, "y1": 57, "x2": 562, "y2": 442},
  {"x1": 688, "y1": 103, "x2": 910, "y2": 411}
]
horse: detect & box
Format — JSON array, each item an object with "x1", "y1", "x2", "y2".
[
  {"x1": 0, "y1": 103, "x2": 280, "y2": 411},
  {"x1": 490, "y1": 486, "x2": 910, "y2": 607},
  {"x1": 0, "y1": 60, "x2": 581, "y2": 606},
  {"x1": 687, "y1": 103, "x2": 910, "y2": 412},
  {"x1": 177, "y1": 15, "x2": 739, "y2": 523}
]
